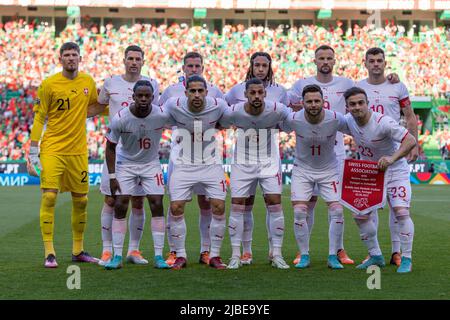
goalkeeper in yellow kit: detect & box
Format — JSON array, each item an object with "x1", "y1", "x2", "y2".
[{"x1": 27, "y1": 42, "x2": 104, "y2": 267}]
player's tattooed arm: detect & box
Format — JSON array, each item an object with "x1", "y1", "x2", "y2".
[
  {"x1": 105, "y1": 140, "x2": 121, "y2": 195},
  {"x1": 378, "y1": 133, "x2": 416, "y2": 171},
  {"x1": 387, "y1": 73, "x2": 400, "y2": 84}
]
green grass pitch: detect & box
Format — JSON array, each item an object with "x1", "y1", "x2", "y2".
[{"x1": 0, "y1": 185, "x2": 449, "y2": 300}]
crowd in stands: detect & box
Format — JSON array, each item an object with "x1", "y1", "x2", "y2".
[{"x1": 1, "y1": 20, "x2": 449, "y2": 161}]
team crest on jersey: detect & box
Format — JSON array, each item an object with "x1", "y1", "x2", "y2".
[{"x1": 84, "y1": 88, "x2": 89, "y2": 96}]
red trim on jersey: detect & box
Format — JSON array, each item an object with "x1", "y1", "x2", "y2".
[
  {"x1": 400, "y1": 131, "x2": 409, "y2": 143},
  {"x1": 333, "y1": 111, "x2": 336, "y2": 119},
  {"x1": 176, "y1": 98, "x2": 180, "y2": 106},
  {"x1": 117, "y1": 110, "x2": 122, "y2": 118},
  {"x1": 232, "y1": 104, "x2": 236, "y2": 111},
  {"x1": 399, "y1": 97, "x2": 411, "y2": 108},
  {"x1": 214, "y1": 98, "x2": 218, "y2": 105},
  {"x1": 371, "y1": 137, "x2": 387, "y2": 142},
  {"x1": 292, "y1": 112, "x2": 296, "y2": 120},
  {"x1": 376, "y1": 115, "x2": 385, "y2": 123},
  {"x1": 274, "y1": 102, "x2": 277, "y2": 111},
  {"x1": 159, "y1": 106, "x2": 164, "y2": 112}
]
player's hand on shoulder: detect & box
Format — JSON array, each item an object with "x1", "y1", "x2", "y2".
[
  {"x1": 27, "y1": 146, "x2": 41, "y2": 177},
  {"x1": 387, "y1": 73, "x2": 400, "y2": 84},
  {"x1": 289, "y1": 101, "x2": 303, "y2": 112}
]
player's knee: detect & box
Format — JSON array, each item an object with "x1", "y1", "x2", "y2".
[
  {"x1": 265, "y1": 196, "x2": 281, "y2": 206},
  {"x1": 105, "y1": 196, "x2": 115, "y2": 208},
  {"x1": 328, "y1": 203, "x2": 344, "y2": 220},
  {"x1": 197, "y1": 195, "x2": 211, "y2": 210},
  {"x1": 114, "y1": 197, "x2": 130, "y2": 218},
  {"x1": 131, "y1": 196, "x2": 144, "y2": 210},
  {"x1": 293, "y1": 204, "x2": 308, "y2": 221},
  {"x1": 72, "y1": 195, "x2": 88, "y2": 211},
  {"x1": 245, "y1": 195, "x2": 255, "y2": 206},
  {"x1": 41, "y1": 192, "x2": 57, "y2": 209},
  {"x1": 170, "y1": 203, "x2": 184, "y2": 216},
  {"x1": 148, "y1": 197, "x2": 164, "y2": 217},
  {"x1": 211, "y1": 201, "x2": 225, "y2": 215},
  {"x1": 393, "y1": 208, "x2": 410, "y2": 219}
]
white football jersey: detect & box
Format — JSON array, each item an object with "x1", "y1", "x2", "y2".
[
  {"x1": 220, "y1": 100, "x2": 290, "y2": 163},
  {"x1": 283, "y1": 109, "x2": 347, "y2": 171},
  {"x1": 98, "y1": 75, "x2": 160, "y2": 116},
  {"x1": 344, "y1": 112, "x2": 410, "y2": 173},
  {"x1": 224, "y1": 82, "x2": 290, "y2": 106},
  {"x1": 159, "y1": 81, "x2": 224, "y2": 105},
  {"x1": 163, "y1": 96, "x2": 228, "y2": 164},
  {"x1": 288, "y1": 76, "x2": 354, "y2": 159},
  {"x1": 106, "y1": 105, "x2": 169, "y2": 164},
  {"x1": 356, "y1": 79, "x2": 410, "y2": 123}
]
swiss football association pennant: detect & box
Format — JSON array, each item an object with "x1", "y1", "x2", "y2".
[{"x1": 339, "y1": 159, "x2": 387, "y2": 215}]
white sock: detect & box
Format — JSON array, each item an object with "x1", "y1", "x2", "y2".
[
  {"x1": 112, "y1": 217, "x2": 127, "y2": 257},
  {"x1": 371, "y1": 209, "x2": 379, "y2": 230},
  {"x1": 328, "y1": 204, "x2": 344, "y2": 255},
  {"x1": 294, "y1": 204, "x2": 309, "y2": 255},
  {"x1": 199, "y1": 209, "x2": 212, "y2": 253},
  {"x1": 169, "y1": 213, "x2": 186, "y2": 258},
  {"x1": 128, "y1": 207, "x2": 145, "y2": 254},
  {"x1": 397, "y1": 214, "x2": 414, "y2": 259},
  {"x1": 151, "y1": 216, "x2": 165, "y2": 257},
  {"x1": 229, "y1": 204, "x2": 245, "y2": 257},
  {"x1": 329, "y1": 206, "x2": 345, "y2": 251},
  {"x1": 356, "y1": 218, "x2": 382, "y2": 256},
  {"x1": 242, "y1": 206, "x2": 253, "y2": 254},
  {"x1": 166, "y1": 206, "x2": 175, "y2": 252},
  {"x1": 389, "y1": 207, "x2": 401, "y2": 253},
  {"x1": 210, "y1": 214, "x2": 226, "y2": 258},
  {"x1": 101, "y1": 203, "x2": 114, "y2": 253},
  {"x1": 265, "y1": 206, "x2": 272, "y2": 254},
  {"x1": 268, "y1": 204, "x2": 284, "y2": 257},
  {"x1": 306, "y1": 201, "x2": 316, "y2": 236}
]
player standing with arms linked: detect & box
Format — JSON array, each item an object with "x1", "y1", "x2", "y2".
[
  {"x1": 103, "y1": 80, "x2": 170, "y2": 270},
  {"x1": 160, "y1": 52, "x2": 225, "y2": 266},
  {"x1": 343, "y1": 87, "x2": 416, "y2": 273},
  {"x1": 97, "y1": 45, "x2": 160, "y2": 266},
  {"x1": 224, "y1": 52, "x2": 289, "y2": 265},
  {"x1": 357, "y1": 47, "x2": 418, "y2": 266}
]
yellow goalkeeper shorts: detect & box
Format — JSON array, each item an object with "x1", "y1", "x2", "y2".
[{"x1": 40, "y1": 154, "x2": 89, "y2": 194}]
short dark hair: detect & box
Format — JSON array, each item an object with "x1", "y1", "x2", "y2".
[
  {"x1": 183, "y1": 52, "x2": 203, "y2": 65},
  {"x1": 186, "y1": 75, "x2": 207, "y2": 89},
  {"x1": 125, "y1": 45, "x2": 144, "y2": 58},
  {"x1": 245, "y1": 52, "x2": 274, "y2": 85},
  {"x1": 59, "y1": 42, "x2": 80, "y2": 56},
  {"x1": 133, "y1": 80, "x2": 154, "y2": 93},
  {"x1": 245, "y1": 78, "x2": 264, "y2": 91},
  {"x1": 365, "y1": 47, "x2": 385, "y2": 60},
  {"x1": 302, "y1": 84, "x2": 323, "y2": 99},
  {"x1": 343, "y1": 87, "x2": 368, "y2": 102},
  {"x1": 315, "y1": 45, "x2": 335, "y2": 55}
]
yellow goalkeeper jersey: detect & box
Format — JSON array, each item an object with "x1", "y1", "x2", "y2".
[{"x1": 33, "y1": 72, "x2": 98, "y2": 155}]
